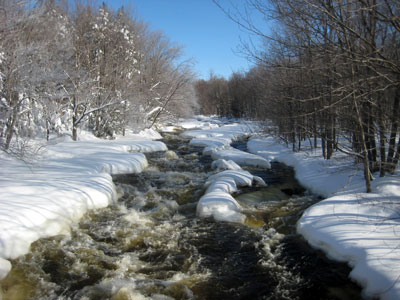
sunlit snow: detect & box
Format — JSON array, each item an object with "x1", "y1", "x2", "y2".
[
  {"x1": 0, "y1": 129, "x2": 166, "y2": 279},
  {"x1": 248, "y1": 135, "x2": 400, "y2": 300},
  {"x1": 198, "y1": 170, "x2": 266, "y2": 223}
]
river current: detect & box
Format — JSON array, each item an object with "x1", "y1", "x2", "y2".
[{"x1": 0, "y1": 129, "x2": 363, "y2": 300}]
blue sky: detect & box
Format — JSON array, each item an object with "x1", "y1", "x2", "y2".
[{"x1": 103, "y1": 0, "x2": 255, "y2": 79}]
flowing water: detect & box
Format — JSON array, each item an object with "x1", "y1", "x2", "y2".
[{"x1": 0, "y1": 131, "x2": 363, "y2": 300}]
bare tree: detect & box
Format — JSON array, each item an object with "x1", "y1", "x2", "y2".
[{"x1": 211, "y1": 0, "x2": 400, "y2": 192}]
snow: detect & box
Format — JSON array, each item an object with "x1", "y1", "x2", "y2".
[
  {"x1": 211, "y1": 159, "x2": 242, "y2": 171},
  {"x1": 1, "y1": 115, "x2": 400, "y2": 300},
  {"x1": 0, "y1": 130, "x2": 166, "y2": 280},
  {"x1": 197, "y1": 170, "x2": 265, "y2": 223},
  {"x1": 177, "y1": 118, "x2": 267, "y2": 223},
  {"x1": 189, "y1": 137, "x2": 231, "y2": 150},
  {"x1": 177, "y1": 115, "x2": 225, "y2": 130},
  {"x1": 248, "y1": 135, "x2": 400, "y2": 300},
  {"x1": 181, "y1": 123, "x2": 253, "y2": 140},
  {"x1": 248, "y1": 136, "x2": 353, "y2": 197},
  {"x1": 182, "y1": 119, "x2": 269, "y2": 169},
  {"x1": 211, "y1": 148, "x2": 271, "y2": 169}
]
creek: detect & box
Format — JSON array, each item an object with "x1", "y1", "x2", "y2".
[{"x1": 0, "y1": 130, "x2": 363, "y2": 300}]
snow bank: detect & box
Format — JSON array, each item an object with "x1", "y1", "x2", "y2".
[
  {"x1": 189, "y1": 137, "x2": 231, "y2": 150},
  {"x1": 248, "y1": 137, "x2": 354, "y2": 197},
  {"x1": 0, "y1": 130, "x2": 167, "y2": 280},
  {"x1": 211, "y1": 159, "x2": 242, "y2": 171},
  {"x1": 211, "y1": 148, "x2": 271, "y2": 169},
  {"x1": 184, "y1": 121, "x2": 269, "y2": 169},
  {"x1": 297, "y1": 176, "x2": 400, "y2": 300},
  {"x1": 177, "y1": 115, "x2": 227, "y2": 130},
  {"x1": 197, "y1": 170, "x2": 265, "y2": 223},
  {"x1": 181, "y1": 122, "x2": 255, "y2": 141},
  {"x1": 157, "y1": 116, "x2": 229, "y2": 133},
  {"x1": 248, "y1": 135, "x2": 400, "y2": 300}
]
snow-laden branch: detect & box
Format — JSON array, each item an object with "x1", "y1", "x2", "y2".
[
  {"x1": 74, "y1": 100, "x2": 123, "y2": 126},
  {"x1": 150, "y1": 81, "x2": 161, "y2": 92},
  {"x1": 145, "y1": 106, "x2": 162, "y2": 118}
]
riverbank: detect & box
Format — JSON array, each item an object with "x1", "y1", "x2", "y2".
[
  {"x1": 248, "y1": 136, "x2": 400, "y2": 300},
  {"x1": 0, "y1": 129, "x2": 167, "y2": 280}
]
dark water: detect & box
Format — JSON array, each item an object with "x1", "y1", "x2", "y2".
[{"x1": 0, "y1": 132, "x2": 363, "y2": 300}]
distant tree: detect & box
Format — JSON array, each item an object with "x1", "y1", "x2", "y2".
[{"x1": 194, "y1": 74, "x2": 230, "y2": 117}]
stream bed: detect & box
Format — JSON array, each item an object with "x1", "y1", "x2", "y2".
[{"x1": 0, "y1": 131, "x2": 363, "y2": 300}]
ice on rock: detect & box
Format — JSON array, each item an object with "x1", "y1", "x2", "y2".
[{"x1": 165, "y1": 150, "x2": 179, "y2": 160}]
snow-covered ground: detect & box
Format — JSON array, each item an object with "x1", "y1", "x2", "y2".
[
  {"x1": 1, "y1": 116, "x2": 399, "y2": 300},
  {"x1": 248, "y1": 136, "x2": 400, "y2": 300},
  {"x1": 0, "y1": 129, "x2": 166, "y2": 280}
]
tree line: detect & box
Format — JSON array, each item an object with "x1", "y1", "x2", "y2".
[
  {"x1": 0, "y1": 0, "x2": 197, "y2": 152},
  {"x1": 197, "y1": 0, "x2": 400, "y2": 192}
]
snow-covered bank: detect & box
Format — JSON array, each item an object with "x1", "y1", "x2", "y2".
[
  {"x1": 0, "y1": 130, "x2": 167, "y2": 280},
  {"x1": 249, "y1": 136, "x2": 400, "y2": 300}
]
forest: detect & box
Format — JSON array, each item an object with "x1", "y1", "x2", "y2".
[
  {"x1": 196, "y1": 0, "x2": 400, "y2": 192},
  {"x1": 0, "y1": 0, "x2": 198, "y2": 150},
  {"x1": 1, "y1": 0, "x2": 400, "y2": 193}
]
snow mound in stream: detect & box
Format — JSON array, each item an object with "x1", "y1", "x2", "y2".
[
  {"x1": 197, "y1": 170, "x2": 266, "y2": 223},
  {"x1": 211, "y1": 159, "x2": 242, "y2": 171},
  {"x1": 180, "y1": 120, "x2": 268, "y2": 223},
  {"x1": 211, "y1": 148, "x2": 271, "y2": 169}
]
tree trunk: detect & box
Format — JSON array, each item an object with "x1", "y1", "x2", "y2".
[
  {"x1": 378, "y1": 108, "x2": 387, "y2": 177},
  {"x1": 72, "y1": 117, "x2": 77, "y2": 141},
  {"x1": 354, "y1": 99, "x2": 372, "y2": 193},
  {"x1": 46, "y1": 119, "x2": 50, "y2": 141},
  {"x1": 386, "y1": 88, "x2": 400, "y2": 173},
  {"x1": 4, "y1": 108, "x2": 18, "y2": 150},
  {"x1": 313, "y1": 102, "x2": 318, "y2": 148},
  {"x1": 322, "y1": 135, "x2": 327, "y2": 159},
  {"x1": 391, "y1": 135, "x2": 400, "y2": 174},
  {"x1": 72, "y1": 96, "x2": 78, "y2": 141},
  {"x1": 326, "y1": 118, "x2": 334, "y2": 160},
  {"x1": 364, "y1": 102, "x2": 377, "y2": 171},
  {"x1": 4, "y1": 92, "x2": 19, "y2": 150}
]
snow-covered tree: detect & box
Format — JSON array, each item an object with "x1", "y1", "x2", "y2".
[{"x1": 0, "y1": 0, "x2": 198, "y2": 146}]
